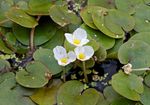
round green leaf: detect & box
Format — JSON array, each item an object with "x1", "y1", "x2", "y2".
[
  {"x1": 88, "y1": 0, "x2": 115, "y2": 9},
  {"x1": 133, "y1": 4, "x2": 150, "y2": 32},
  {"x1": 31, "y1": 79, "x2": 63, "y2": 105},
  {"x1": 92, "y1": 8, "x2": 124, "y2": 38},
  {"x1": 0, "y1": 38, "x2": 13, "y2": 54},
  {"x1": 49, "y1": 5, "x2": 81, "y2": 27},
  {"x1": 115, "y1": 0, "x2": 144, "y2": 14},
  {"x1": 80, "y1": 6, "x2": 100, "y2": 29},
  {"x1": 41, "y1": 29, "x2": 65, "y2": 49},
  {"x1": 104, "y1": 9, "x2": 135, "y2": 34},
  {"x1": 140, "y1": 85, "x2": 150, "y2": 105},
  {"x1": 0, "y1": 59, "x2": 11, "y2": 73},
  {"x1": 130, "y1": 32, "x2": 150, "y2": 45},
  {"x1": 112, "y1": 71, "x2": 143, "y2": 101},
  {"x1": 0, "y1": 72, "x2": 35, "y2": 105},
  {"x1": 57, "y1": 80, "x2": 100, "y2": 105},
  {"x1": 107, "y1": 39, "x2": 123, "y2": 59},
  {"x1": 144, "y1": 73, "x2": 150, "y2": 87},
  {"x1": 16, "y1": 61, "x2": 50, "y2": 88},
  {"x1": 13, "y1": 20, "x2": 57, "y2": 46},
  {"x1": 33, "y1": 48, "x2": 62, "y2": 75},
  {"x1": 5, "y1": 7, "x2": 38, "y2": 28},
  {"x1": 118, "y1": 40, "x2": 150, "y2": 69},
  {"x1": 81, "y1": 24, "x2": 115, "y2": 50},
  {"x1": 27, "y1": 0, "x2": 53, "y2": 15}
]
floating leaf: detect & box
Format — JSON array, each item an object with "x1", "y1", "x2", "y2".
[
  {"x1": 112, "y1": 71, "x2": 143, "y2": 101},
  {"x1": 144, "y1": 73, "x2": 150, "y2": 87},
  {"x1": 13, "y1": 20, "x2": 57, "y2": 46},
  {"x1": 16, "y1": 61, "x2": 50, "y2": 88},
  {"x1": 130, "y1": 32, "x2": 150, "y2": 45},
  {"x1": 0, "y1": 38, "x2": 13, "y2": 54},
  {"x1": 140, "y1": 85, "x2": 150, "y2": 105},
  {"x1": 31, "y1": 79, "x2": 62, "y2": 105},
  {"x1": 33, "y1": 48, "x2": 62, "y2": 75},
  {"x1": 107, "y1": 39, "x2": 123, "y2": 59},
  {"x1": 88, "y1": 0, "x2": 115, "y2": 9},
  {"x1": 118, "y1": 40, "x2": 150, "y2": 69},
  {"x1": 41, "y1": 29, "x2": 65, "y2": 49},
  {"x1": 133, "y1": 4, "x2": 150, "y2": 32},
  {"x1": 27, "y1": 0, "x2": 53, "y2": 15},
  {"x1": 0, "y1": 0, "x2": 14, "y2": 27},
  {"x1": 115, "y1": 0, "x2": 143, "y2": 14},
  {"x1": 5, "y1": 7, "x2": 38, "y2": 28},
  {"x1": 0, "y1": 59, "x2": 11, "y2": 73},
  {"x1": 57, "y1": 80, "x2": 100, "y2": 105},
  {"x1": 80, "y1": 6, "x2": 100, "y2": 29},
  {"x1": 0, "y1": 72, "x2": 35, "y2": 105},
  {"x1": 81, "y1": 24, "x2": 115, "y2": 50},
  {"x1": 104, "y1": 9, "x2": 135, "y2": 34},
  {"x1": 49, "y1": 5, "x2": 81, "y2": 27},
  {"x1": 92, "y1": 8, "x2": 124, "y2": 38}
]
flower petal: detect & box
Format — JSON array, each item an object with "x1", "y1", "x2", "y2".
[
  {"x1": 68, "y1": 51, "x2": 76, "y2": 62},
  {"x1": 53, "y1": 46, "x2": 67, "y2": 60},
  {"x1": 73, "y1": 28, "x2": 87, "y2": 40},
  {"x1": 74, "y1": 46, "x2": 85, "y2": 56},
  {"x1": 58, "y1": 60, "x2": 69, "y2": 66},
  {"x1": 65, "y1": 33, "x2": 74, "y2": 44},
  {"x1": 84, "y1": 46, "x2": 94, "y2": 60},
  {"x1": 80, "y1": 39, "x2": 89, "y2": 46}
]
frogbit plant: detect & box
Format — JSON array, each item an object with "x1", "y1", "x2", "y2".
[
  {"x1": 65, "y1": 28, "x2": 89, "y2": 46},
  {"x1": 53, "y1": 46, "x2": 76, "y2": 82},
  {"x1": 53, "y1": 28, "x2": 94, "y2": 83}
]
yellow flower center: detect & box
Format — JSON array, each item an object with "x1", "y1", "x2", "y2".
[
  {"x1": 78, "y1": 53, "x2": 85, "y2": 59},
  {"x1": 60, "y1": 58, "x2": 68, "y2": 64},
  {"x1": 73, "y1": 39, "x2": 80, "y2": 45}
]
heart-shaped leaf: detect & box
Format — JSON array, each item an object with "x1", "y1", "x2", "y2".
[
  {"x1": 13, "y1": 20, "x2": 57, "y2": 46},
  {"x1": 81, "y1": 24, "x2": 115, "y2": 50},
  {"x1": 33, "y1": 48, "x2": 62, "y2": 75},
  {"x1": 92, "y1": 8, "x2": 124, "y2": 38},
  {"x1": 16, "y1": 61, "x2": 50, "y2": 88},
  {"x1": 140, "y1": 85, "x2": 150, "y2": 105},
  {"x1": 112, "y1": 71, "x2": 143, "y2": 101},
  {"x1": 57, "y1": 80, "x2": 100, "y2": 105},
  {"x1": 115, "y1": 0, "x2": 143, "y2": 14},
  {"x1": 27, "y1": 0, "x2": 53, "y2": 15},
  {"x1": 130, "y1": 32, "x2": 150, "y2": 45},
  {"x1": 80, "y1": 6, "x2": 100, "y2": 29},
  {"x1": 0, "y1": 72, "x2": 36, "y2": 105},
  {"x1": 49, "y1": 5, "x2": 81, "y2": 27},
  {"x1": 5, "y1": 7, "x2": 38, "y2": 28},
  {"x1": 144, "y1": 73, "x2": 150, "y2": 87},
  {"x1": 118, "y1": 40, "x2": 150, "y2": 69},
  {"x1": 104, "y1": 9, "x2": 135, "y2": 34},
  {"x1": 41, "y1": 29, "x2": 65, "y2": 49},
  {"x1": 133, "y1": 4, "x2": 150, "y2": 32},
  {"x1": 31, "y1": 79, "x2": 63, "y2": 105},
  {"x1": 88, "y1": 0, "x2": 115, "y2": 9}
]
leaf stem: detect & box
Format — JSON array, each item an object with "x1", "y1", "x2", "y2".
[
  {"x1": 132, "y1": 67, "x2": 150, "y2": 71},
  {"x1": 82, "y1": 61, "x2": 88, "y2": 83},
  {"x1": 29, "y1": 16, "x2": 41, "y2": 55},
  {"x1": 62, "y1": 67, "x2": 66, "y2": 82}
]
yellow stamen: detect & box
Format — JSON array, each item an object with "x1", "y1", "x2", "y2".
[
  {"x1": 78, "y1": 53, "x2": 85, "y2": 59},
  {"x1": 73, "y1": 39, "x2": 80, "y2": 45},
  {"x1": 60, "y1": 58, "x2": 68, "y2": 64}
]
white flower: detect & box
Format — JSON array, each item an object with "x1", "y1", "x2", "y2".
[
  {"x1": 65, "y1": 28, "x2": 89, "y2": 46},
  {"x1": 122, "y1": 63, "x2": 132, "y2": 75},
  {"x1": 74, "y1": 46, "x2": 94, "y2": 61},
  {"x1": 53, "y1": 46, "x2": 76, "y2": 66}
]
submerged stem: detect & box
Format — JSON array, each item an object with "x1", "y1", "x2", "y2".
[
  {"x1": 62, "y1": 67, "x2": 66, "y2": 82},
  {"x1": 82, "y1": 61, "x2": 88, "y2": 83}
]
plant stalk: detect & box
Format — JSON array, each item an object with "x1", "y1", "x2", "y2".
[
  {"x1": 132, "y1": 67, "x2": 150, "y2": 71},
  {"x1": 62, "y1": 67, "x2": 66, "y2": 82},
  {"x1": 82, "y1": 61, "x2": 88, "y2": 83}
]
